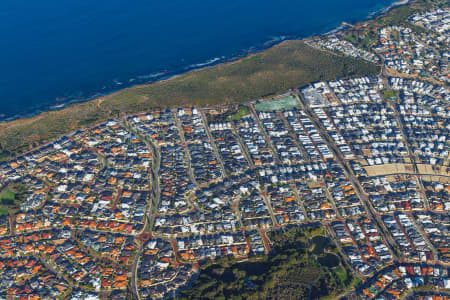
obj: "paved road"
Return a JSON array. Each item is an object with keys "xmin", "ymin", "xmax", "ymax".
[
  {"xmin": 123, "ymin": 119, "xmax": 161, "ymax": 233},
  {"xmin": 407, "ymin": 211, "xmax": 439, "ymax": 261},
  {"xmin": 297, "ymin": 92, "xmax": 400, "ymax": 260},
  {"xmin": 123, "ymin": 119, "xmax": 161, "ymax": 300},
  {"xmin": 249, "ymin": 104, "xmax": 282, "ymax": 165},
  {"xmin": 131, "ymin": 242, "xmax": 144, "ymax": 300},
  {"xmin": 200, "ymin": 110, "xmax": 227, "ymax": 178},
  {"xmin": 291, "ymin": 184, "xmax": 309, "ymax": 221},
  {"xmin": 39, "ymin": 256, "xmax": 78, "ymax": 289},
  {"xmin": 260, "ymin": 187, "xmax": 279, "ymax": 227},
  {"xmin": 280, "ymin": 111, "xmax": 311, "ymax": 163},
  {"xmin": 325, "ymin": 224, "xmax": 366, "ymax": 280},
  {"xmin": 232, "ymin": 125, "xmax": 255, "ymax": 169},
  {"xmin": 174, "ymin": 112, "xmax": 199, "ymax": 187},
  {"xmin": 382, "ymin": 78, "xmax": 433, "ymax": 211}
]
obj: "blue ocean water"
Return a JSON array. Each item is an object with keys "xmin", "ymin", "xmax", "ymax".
[{"xmin": 0, "ymin": 0, "xmax": 397, "ymax": 120}]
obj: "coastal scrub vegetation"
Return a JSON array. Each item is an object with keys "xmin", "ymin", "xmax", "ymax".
[
  {"xmin": 0, "ymin": 41, "xmax": 379, "ymax": 159},
  {"xmin": 177, "ymin": 226, "xmax": 356, "ymax": 299}
]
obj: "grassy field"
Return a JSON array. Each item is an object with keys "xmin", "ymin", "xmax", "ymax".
[
  {"xmin": 227, "ymin": 106, "xmax": 249, "ymax": 121},
  {"xmin": 0, "ymin": 40, "xmax": 379, "ymax": 158},
  {"xmin": 0, "ymin": 188, "xmax": 17, "ymax": 215},
  {"xmin": 383, "ymin": 89, "xmax": 397, "ymax": 100},
  {"xmin": 0, "ymin": 189, "xmax": 15, "ymax": 202}
]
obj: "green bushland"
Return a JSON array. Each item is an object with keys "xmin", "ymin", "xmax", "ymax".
[
  {"xmin": 0, "ymin": 151, "xmax": 10, "ymax": 162},
  {"xmin": 178, "ymin": 226, "xmax": 354, "ymax": 299},
  {"xmin": 311, "ymin": 235, "xmax": 331, "ymax": 255},
  {"xmin": 0, "ymin": 41, "xmax": 379, "ymax": 159},
  {"xmin": 318, "ymin": 253, "xmax": 340, "ymax": 268}
]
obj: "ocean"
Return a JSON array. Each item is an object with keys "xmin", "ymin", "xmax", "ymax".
[{"xmin": 0, "ymin": 0, "xmax": 398, "ymax": 121}]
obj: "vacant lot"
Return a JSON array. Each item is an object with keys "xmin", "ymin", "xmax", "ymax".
[{"xmin": 364, "ymin": 163, "xmax": 415, "ymax": 176}]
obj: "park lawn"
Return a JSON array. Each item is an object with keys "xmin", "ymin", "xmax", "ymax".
[
  {"xmin": 0, "ymin": 187, "xmax": 18, "ymax": 215},
  {"xmin": 227, "ymin": 106, "xmax": 249, "ymax": 121},
  {"xmin": 383, "ymin": 89, "xmax": 397, "ymax": 100},
  {"xmin": 0, "ymin": 188, "xmax": 15, "ymax": 203},
  {"xmin": 0, "ymin": 184, "xmax": 26, "ymax": 215}
]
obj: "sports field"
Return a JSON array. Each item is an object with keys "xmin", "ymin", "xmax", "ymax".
[{"xmin": 254, "ymin": 95, "xmax": 299, "ymax": 111}]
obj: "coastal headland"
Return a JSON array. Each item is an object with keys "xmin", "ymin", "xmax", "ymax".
[{"xmin": 0, "ymin": 0, "xmax": 435, "ymax": 159}]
